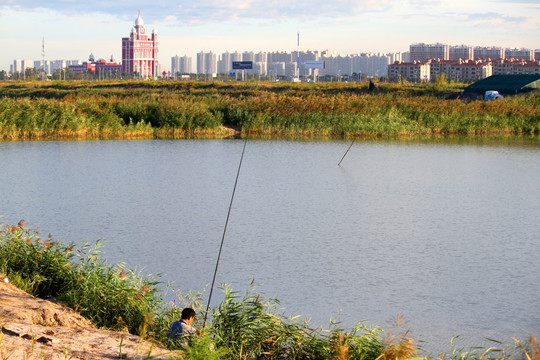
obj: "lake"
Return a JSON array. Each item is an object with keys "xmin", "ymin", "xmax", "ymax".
[{"xmin": 1, "ymin": 137, "xmax": 539, "ymax": 355}]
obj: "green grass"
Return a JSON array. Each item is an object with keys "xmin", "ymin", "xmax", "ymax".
[{"xmin": 1, "ymin": 222, "xmax": 538, "ymax": 360}]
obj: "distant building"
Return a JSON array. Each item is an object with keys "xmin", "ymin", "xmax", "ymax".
[
  {"xmin": 388, "ymin": 52, "xmax": 406, "ymax": 64},
  {"xmin": 218, "ymin": 51, "xmax": 240, "ymax": 74},
  {"xmin": 321, "ymin": 55, "xmax": 352, "ymax": 77},
  {"xmin": 410, "ymin": 43, "xmax": 449, "ymax": 62},
  {"xmin": 390, "ymin": 57, "xmax": 540, "ymax": 82},
  {"xmin": 10, "ymin": 59, "xmax": 32, "ymax": 74},
  {"xmin": 428, "ymin": 60, "xmax": 456, "ymax": 80},
  {"xmin": 449, "ymin": 45, "xmax": 473, "ymax": 61},
  {"xmin": 388, "ymin": 61, "xmax": 430, "ymax": 82},
  {"xmin": 504, "ymin": 48, "xmax": 534, "ymax": 61},
  {"xmin": 197, "ymin": 51, "xmax": 217, "ymax": 75},
  {"xmin": 69, "ymin": 54, "xmax": 122, "ymax": 74},
  {"xmin": 449, "ymin": 59, "xmax": 492, "ymax": 81},
  {"xmin": 122, "ymin": 12, "xmax": 159, "ymax": 78},
  {"xmin": 171, "ymin": 55, "xmax": 192, "ymax": 75},
  {"xmin": 389, "ymin": 58, "xmax": 492, "ymax": 82},
  {"xmin": 473, "ymin": 46, "xmax": 504, "ymax": 60},
  {"xmin": 492, "ymin": 59, "xmax": 540, "ymax": 75},
  {"xmin": 351, "ymin": 53, "xmax": 390, "ymax": 77}
]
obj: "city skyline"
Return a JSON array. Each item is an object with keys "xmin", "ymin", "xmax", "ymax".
[{"xmin": 1, "ymin": 0, "xmax": 539, "ymax": 73}]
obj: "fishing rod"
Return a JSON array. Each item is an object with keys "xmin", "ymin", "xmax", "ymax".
[
  {"xmin": 203, "ymin": 137, "xmax": 248, "ymax": 328},
  {"xmin": 338, "ymin": 139, "xmax": 355, "ymax": 166}
]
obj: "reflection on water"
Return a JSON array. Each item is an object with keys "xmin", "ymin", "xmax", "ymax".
[{"xmin": 1, "ymin": 137, "xmax": 539, "ymax": 354}]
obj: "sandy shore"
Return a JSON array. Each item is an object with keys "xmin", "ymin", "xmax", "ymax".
[{"xmin": 0, "ymin": 277, "xmax": 177, "ymax": 359}]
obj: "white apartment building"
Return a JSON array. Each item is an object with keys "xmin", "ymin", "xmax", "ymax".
[
  {"xmin": 171, "ymin": 55, "xmax": 192, "ymax": 75},
  {"xmin": 505, "ymin": 48, "xmax": 534, "ymax": 61},
  {"xmin": 352, "ymin": 53, "xmax": 390, "ymax": 77},
  {"xmin": 449, "ymin": 45, "xmax": 473, "ymax": 60},
  {"xmin": 410, "ymin": 43, "xmax": 449, "ymax": 62},
  {"xmin": 197, "ymin": 51, "xmax": 217, "ymax": 74},
  {"xmin": 473, "ymin": 46, "xmax": 504, "ymax": 60},
  {"xmin": 218, "ymin": 51, "xmax": 242, "ymax": 74},
  {"xmin": 10, "ymin": 59, "xmax": 32, "ymax": 73}
]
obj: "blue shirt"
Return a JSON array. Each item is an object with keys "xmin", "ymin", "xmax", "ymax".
[{"xmin": 167, "ymin": 319, "xmax": 195, "ymax": 344}]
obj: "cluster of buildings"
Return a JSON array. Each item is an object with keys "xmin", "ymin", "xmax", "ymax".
[
  {"xmin": 7, "ymin": 15, "xmax": 540, "ymax": 82},
  {"xmin": 388, "ymin": 43, "xmax": 540, "ymax": 82},
  {"xmin": 171, "ymin": 50, "xmax": 396, "ymax": 79},
  {"xmin": 11, "ymin": 59, "xmax": 80, "ymax": 76},
  {"xmin": 9, "ymin": 12, "xmax": 159, "ymax": 79}
]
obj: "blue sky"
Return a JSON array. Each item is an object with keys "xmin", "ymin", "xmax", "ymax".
[{"xmin": 0, "ymin": 0, "xmax": 539, "ymax": 72}]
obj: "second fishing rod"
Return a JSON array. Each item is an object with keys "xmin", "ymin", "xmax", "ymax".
[{"xmin": 203, "ymin": 137, "xmax": 248, "ymax": 328}]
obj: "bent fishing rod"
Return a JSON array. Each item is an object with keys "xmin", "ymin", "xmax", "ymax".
[{"xmin": 203, "ymin": 137, "xmax": 248, "ymax": 328}]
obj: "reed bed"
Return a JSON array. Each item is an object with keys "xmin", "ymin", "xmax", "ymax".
[
  {"xmin": 0, "ymin": 81, "xmax": 538, "ymax": 140},
  {"xmin": 1, "ymin": 222, "xmax": 538, "ymax": 360}
]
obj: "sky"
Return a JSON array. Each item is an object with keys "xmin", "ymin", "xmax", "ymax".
[{"xmin": 0, "ymin": 0, "xmax": 539, "ymax": 72}]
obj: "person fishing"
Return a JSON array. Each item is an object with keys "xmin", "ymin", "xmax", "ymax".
[{"xmin": 167, "ymin": 307, "xmax": 196, "ymax": 346}]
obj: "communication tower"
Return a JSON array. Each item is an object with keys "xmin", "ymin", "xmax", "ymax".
[{"xmin": 41, "ymin": 37, "xmax": 45, "ymax": 80}]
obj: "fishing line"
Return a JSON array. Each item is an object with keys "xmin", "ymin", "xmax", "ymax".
[
  {"xmin": 203, "ymin": 137, "xmax": 248, "ymax": 328},
  {"xmin": 338, "ymin": 139, "xmax": 355, "ymax": 166}
]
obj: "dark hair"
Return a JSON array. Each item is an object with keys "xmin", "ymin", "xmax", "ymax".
[{"xmin": 181, "ymin": 307, "xmax": 196, "ymax": 320}]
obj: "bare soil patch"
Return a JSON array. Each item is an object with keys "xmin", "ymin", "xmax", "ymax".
[{"xmin": 0, "ymin": 279, "xmax": 176, "ymax": 359}]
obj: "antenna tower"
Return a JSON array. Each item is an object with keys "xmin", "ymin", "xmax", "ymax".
[
  {"xmin": 296, "ymin": 32, "xmax": 300, "ymax": 79},
  {"xmin": 41, "ymin": 37, "xmax": 45, "ymax": 80}
]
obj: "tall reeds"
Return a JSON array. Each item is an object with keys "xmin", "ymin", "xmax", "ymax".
[
  {"xmin": 1, "ymin": 81, "xmax": 538, "ymax": 140},
  {"xmin": 0, "ymin": 223, "xmax": 160, "ymax": 334}
]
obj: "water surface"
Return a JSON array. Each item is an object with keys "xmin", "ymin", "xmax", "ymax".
[{"xmin": 1, "ymin": 138, "xmax": 539, "ymax": 354}]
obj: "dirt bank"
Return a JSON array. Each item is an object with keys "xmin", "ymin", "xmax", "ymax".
[{"xmin": 0, "ymin": 277, "xmax": 176, "ymax": 359}]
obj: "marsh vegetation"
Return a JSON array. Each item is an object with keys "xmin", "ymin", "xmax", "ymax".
[{"xmin": 1, "ymin": 80, "xmax": 538, "ymax": 140}]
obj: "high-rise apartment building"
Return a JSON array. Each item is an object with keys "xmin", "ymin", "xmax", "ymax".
[
  {"xmin": 410, "ymin": 43, "xmax": 449, "ymax": 62},
  {"xmin": 321, "ymin": 55, "xmax": 352, "ymax": 77},
  {"xmin": 197, "ymin": 51, "xmax": 217, "ymax": 74},
  {"xmin": 122, "ymin": 12, "xmax": 159, "ymax": 78},
  {"xmin": 352, "ymin": 53, "xmax": 390, "ymax": 77},
  {"xmin": 11, "ymin": 59, "xmax": 32, "ymax": 73},
  {"xmin": 449, "ymin": 45, "xmax": 473, "ymax": 60},
  {"xmin": 267, "ymin": 52, "xmax": 293, "ymax": 63},
  {"xmin": 505, "ymin": 48, "xmax": 534, "ymax": 60},
  {"xmin": 473, "ymin": 46, "xmax": 504, "ymax": 60},
  {"xmin": 171, "ymin": 55, "xmax": 192, "ymax": 75}
]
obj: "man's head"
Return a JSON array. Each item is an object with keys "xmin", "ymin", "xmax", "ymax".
[{"xmin": 181, "ymin": 308, "xmax": 196, "ymax": 324}]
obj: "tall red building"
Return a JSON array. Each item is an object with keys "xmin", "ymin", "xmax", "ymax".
[{"xmin": 122, "ymin": 12, "xmax": 159, "ymax": 78}]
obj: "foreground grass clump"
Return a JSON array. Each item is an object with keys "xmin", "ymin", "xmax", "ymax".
[
  {"xmin": 0, "ymin": 80, "xmax": 538, "ymax": 140},
  {"xmin": 0, "ymin": 222, "xmax": 160, "ymax": 334},
  {"xmin": 1, "ymin": 222, "xmax": 538, "ymax": 360}
]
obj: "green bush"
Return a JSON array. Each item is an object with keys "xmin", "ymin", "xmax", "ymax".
[{"xmin": 0, "ymin": 223, "xmax": 161, "ymax": 334}]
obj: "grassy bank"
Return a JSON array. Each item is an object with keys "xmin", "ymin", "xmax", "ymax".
[
  {"xmin": 0, "ymin": 81, "xmax": 538, "ymax": 140},
  {"xmin": 1, "ymin": 222, "xmax": 538, "ymax": 360}
]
